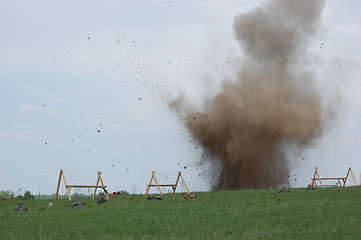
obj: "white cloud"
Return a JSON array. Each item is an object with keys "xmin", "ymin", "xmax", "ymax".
[{"xmin": 17, "ymin": 104, "xmax": 44, "ymax": 116}]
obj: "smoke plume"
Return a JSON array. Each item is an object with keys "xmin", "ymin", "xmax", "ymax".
[{"xmin": 172, "ymin": 0, "xmax": 329, "ymax": 189}]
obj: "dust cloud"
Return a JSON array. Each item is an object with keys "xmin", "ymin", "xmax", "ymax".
[{"xmin": 171, "ymin": 0, "xmax": 332, "ymax": 190}]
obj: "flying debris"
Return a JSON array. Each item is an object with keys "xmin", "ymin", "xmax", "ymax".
[{"xmin": 171, "ymin": 0, "xmax": 329, "ymax": 190}]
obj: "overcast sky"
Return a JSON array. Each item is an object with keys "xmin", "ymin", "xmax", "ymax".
[{"xmin": 1, "ymin": 0, "xmax": 361, "ymax": 195}]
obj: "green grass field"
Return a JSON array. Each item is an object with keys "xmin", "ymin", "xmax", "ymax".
[{"xmin": 1, "ymin": 187, "xmax": 360, "ymax": 240}]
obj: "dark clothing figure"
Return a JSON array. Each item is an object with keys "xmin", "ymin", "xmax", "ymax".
[
  {"xmin": 69, "ymin": 200, "xmax": 86, "ymax": 207},
  {"xmin": 147, "ymin": 196, "xmax": 162, "ymax": 200},
  {"xmin": 97, "ymin": 196, "xmax": 108, "ymax": 204},
  {"xmin": 182, "ymin": 193, "xmax": 197, "ymax": 199},
  {"xmin": 279, "ymin": 186, "xmax": 289, "ymax": 193},
  {"xmin": 15, "ymin": 202, "xmax": 28, "ymax": 212}
]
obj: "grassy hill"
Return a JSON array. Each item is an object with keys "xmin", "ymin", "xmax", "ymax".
[{"xmin": 1, "ymin": 187, "xmax": 360, "ymax": 239}]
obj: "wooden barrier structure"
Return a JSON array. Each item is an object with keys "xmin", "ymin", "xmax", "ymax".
[
  {"xmin": 145, "ymin": 171, "xmax": 190, "ymax": 196},
  {"xmin": 55, "ymin": 170, "xmax": 109, "ymax": 200},
  {"xmin": 310, "ymin": 167, "xmax": 357, "ymax": 187}
]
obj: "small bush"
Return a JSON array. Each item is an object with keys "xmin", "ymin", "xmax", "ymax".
[
  {"xmin": 0, "ymin": 190, "xmax": 15, "ymax": 200},
  {"xmin": 23, "ymin": 190, "xmax": 35, "ymax": 200}
]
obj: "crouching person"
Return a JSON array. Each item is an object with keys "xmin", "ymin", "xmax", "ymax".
[
  {"xmin": 97, "ymin": 195, "xmax": 108, "ymax": 204},
  {"xmin": 279, "ymin": 185, "xmax": 289, "ymax": 193},
  {"xmin": 69, "ymin": 200, "xmax": 86, "ymax": 207},
  {"xmin": 182, "ymin": 193, "xmax": 197, "ymax": 199},
  {"xmin": 15, "ymin": 202, "xmax": 28, "ymax": 212}
]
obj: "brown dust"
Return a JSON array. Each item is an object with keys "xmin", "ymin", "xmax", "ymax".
[{"xmin": 172, "ymin": 0, "xmax": 330, "ymax": 190}]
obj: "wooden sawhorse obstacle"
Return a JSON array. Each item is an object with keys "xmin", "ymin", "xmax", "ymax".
[
  {"xmin": 55, "ymin": 170, "xmax": 109, "ymax": 200},
  {"xmin": 310, "ymin": 167, "xmax": 357, "ymax": 187},
  {"xmin": 145, "ymin": 171, "xmax": 190, "ymax": 196}
]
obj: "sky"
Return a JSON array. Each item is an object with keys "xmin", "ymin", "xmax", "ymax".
[{"xmin": 1, "ymin": 0, "xmax": 361, "ymax": 195}]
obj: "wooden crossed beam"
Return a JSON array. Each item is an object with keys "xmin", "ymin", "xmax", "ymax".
[
  {"xmin": 55, "ymin": 170, "xmax": 109, "ymax": 200},
  {"xmin": 310, "ymin": 167, "xmax": 357, "ymax": 187},
  {"xmin": 145, "ymin": 171, "xmax": 190, "ymax": 196}
]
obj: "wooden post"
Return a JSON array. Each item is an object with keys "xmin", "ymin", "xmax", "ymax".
[
  {"xmin": 344, "ymin": 167, "xmax": 350, "ymax": 186},
  {"xmin": 145, "ymin": 172, "xmax": 155, "ymax": 196},
  {"xmin": 337, "ymin": 179, "xmax": 342, "ymax": 186},
  {"xmin": 55, "ymin": 170, "xmax": 63, "ymax": 200},
  {"xmin": 311, "ymin": 167, "xmax": 323, "ymax": 187},
  {"xmin": 172, "ymin": 172, "xmax": 181, "ymax": 195},
  {"xmin": 179, "ymin": 172, "xmax": 191, "ymax": 195},
  {"xmin": 62, "ymin": 173, "xmax": 71, "ymax": 200},
  {"xmin": 145, "ymin": 171, "xmax": 191, "ymax": 196},
  {"xmin": 145, "ymin": 171, "xmax": 164, "ymax": 196},
  {"xmin": 311, "ymin": 167, "xmax": 317, "ymax": 187},
  {"xmin": 54, "ymin": 169, "xmax": 71, "ymax": 200},
  {"xmin": 350, "ymin": 168, "xmax": 357, "ymax": 185},
  {"xmin": 55, "ymin": 170, "xmax": 109, "ymax": 201},
  {"xmin": 310, "ymin": 167, "xmax": 357, "ymax": 188},
  {"xmin": 317, "ymin": 167, "xmax": 323, "ymax": 187},
  {"xmin": 98, "ymin": 172, "xmax": 109, "ymax": 200},
  {"xmin": 344, "ymin": 167, "xmax": 357, "ymax": 186},
  {"xmin": 152, "ymin": 172, "xmax": 163, "ymax": 196},
  {"xmin": 92, "ymin": 172, "xmax": 101, "ymax": 200}
]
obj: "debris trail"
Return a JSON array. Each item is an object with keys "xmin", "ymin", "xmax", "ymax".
[{"xmin": 172, "ymin": 0, "xmax": 329, "ymax": 190}]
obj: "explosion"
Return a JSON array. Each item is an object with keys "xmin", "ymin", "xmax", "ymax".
[{"xmin": 172, "ymin": 0, "xmax": 330, "ymax": 190}]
